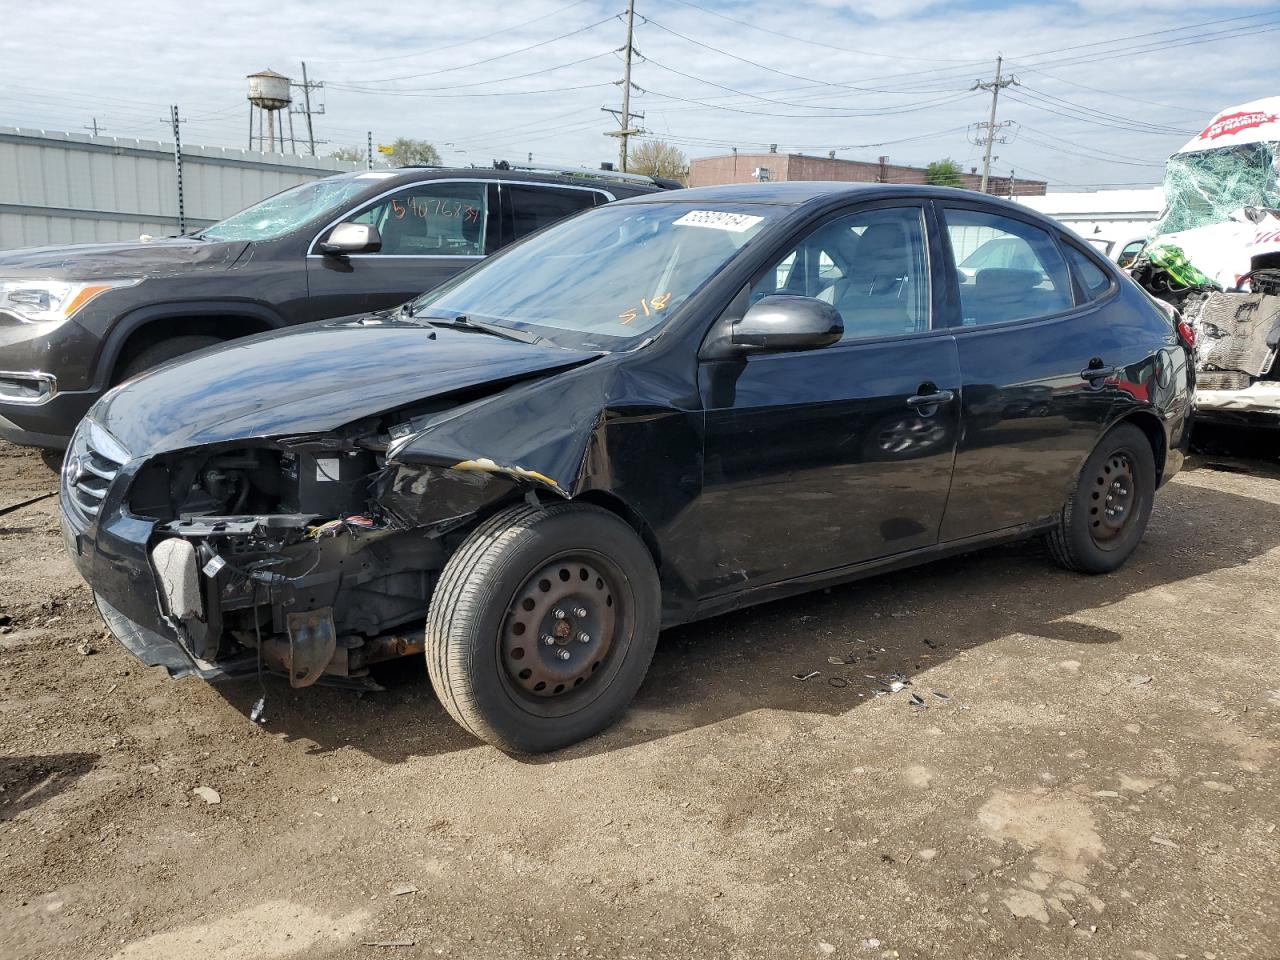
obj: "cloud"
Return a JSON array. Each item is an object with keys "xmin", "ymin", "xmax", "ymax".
[{"xmin": 0, "ymin": 0, "xmax": 1274, "ymax": 189}]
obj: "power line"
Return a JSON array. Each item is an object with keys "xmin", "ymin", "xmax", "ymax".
[
  {"xmin": 310, "ymin": 0, "xmax": 596, "ymax": 66},
  {"xmin": 1014, "ymin": 84, "xmax": 1194, "ymax": 136},
  {"xmin": 331, "ymin": 15, "xmax": 618, "ymax": 84},
  {"xmin": 634, "ymin": 83, "xmax": 978, "ymax": 119},
  {"xmin": 333, "ymin": 50, "xmax": 617, "ymax": 94},
  {"xmin": 662, "ymin": 0, "xmax": 985, "ymax": 64}
]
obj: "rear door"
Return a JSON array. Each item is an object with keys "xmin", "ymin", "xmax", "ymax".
[
  {"xmin": 693, "ymin": 201, "xmax": 962, "ymax": 596},
  {"xmin": 937, "ymin": 203, "xmax": 1125, "ymax": 541},
  {"xmin": 305, "ymin": 179, "xmax": 498, "ymax": 319}
]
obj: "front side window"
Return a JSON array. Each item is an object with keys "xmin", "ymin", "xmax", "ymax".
[
  {"xmin": 1117, "ymin": 240, "xmax": 1145, "ymax": 268},
  {"xmin": 199, "ymin": 176, "xmax": 372, "ymax": 242},
  {"xmin": 412, "ymin": 202, "xmax": 774, "ymax": 350},
  {"xmin": 751, "ymin": 206, "xmax": 931, "ymax": 340},
  {"xmin": 505, "ymin": 185, "xmax": 601, "ymax": 241},
  {"xmin": 943, "ymin": 208, "xmax": 1073, "ymax": 326},
  {"xmin": 353, "ymin": 181, "xmax": 489, "ymax": 256}
]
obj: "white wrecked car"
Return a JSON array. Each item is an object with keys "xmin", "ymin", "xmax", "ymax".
[{"xmin": 1129, "ymin": 97, "xmax": 1280, "ymax": 427}]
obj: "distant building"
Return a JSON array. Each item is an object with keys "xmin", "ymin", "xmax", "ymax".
[
  {"xmin": 1013, "ymin": 187, "xmax": 1164, "ymax": 242},
  {"xmin": 687, "ymin": 151, "xmax": 1047, "ymax": 196}
]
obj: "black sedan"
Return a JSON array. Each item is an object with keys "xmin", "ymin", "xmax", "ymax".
[{"xmin": 60, "ymin": 183, "xmax": 1194, "ymax": 752}]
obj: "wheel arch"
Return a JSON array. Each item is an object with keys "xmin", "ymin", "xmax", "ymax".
[
  {"xmin": 561, "ymin": 489, "xmax": 665, "ymax": 575},
  {"xmin": 98, "ymin": 301, "xmax": 287, "ymax": 387},
  {"xmin": 1113, "ymin": 409, "xmax": 1168, "ymax": 486}
]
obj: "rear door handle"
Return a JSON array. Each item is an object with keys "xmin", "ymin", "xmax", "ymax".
[
  {"xmin": 906, "ymin": 389, "xmax": 955, "ymax": 408},
  {"xmin": 1080, "ymin": 365, "xmax": 1117, "ymax": 382}
]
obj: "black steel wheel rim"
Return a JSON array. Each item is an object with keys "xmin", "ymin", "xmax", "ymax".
[
  {"xmin": 1088, "ymin": 449, "xmax": 1137, "ymax": 548},
  {"xmin": 500, "ymin": 552, "xmax": 625, "ymax": 703}
]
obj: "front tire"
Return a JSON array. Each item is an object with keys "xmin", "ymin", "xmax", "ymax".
[
  {"xmin": 1046, "ymin": 423, "xmax": 1155, "ymax": 574},
  {"xmin": 426, "ymin": 502, "xmax": 661, "ymax": 753},
  {"xmin": 117, "ymin": 335, "xmax": 222, "ymax": 382}
]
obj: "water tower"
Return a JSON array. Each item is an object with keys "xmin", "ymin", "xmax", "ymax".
[{"xmin": 247, "ymin": 69, "xmax": 294, "ymax": 153}]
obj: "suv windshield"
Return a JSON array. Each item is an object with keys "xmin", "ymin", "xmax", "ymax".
[
  {"xmin": 410, "ymin": 202, "xmax": 774, "ymax": 349},
  {"xmin": 199, "ymin": 176, "xmax": 371, "ymax": 242}
]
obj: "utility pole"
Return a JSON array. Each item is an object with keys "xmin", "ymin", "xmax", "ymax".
[
  {"xmin": 603, "ymin": 0, "xmax": 643, "ymax": 172},
  {"xmin": 295, "ymin": 62, "xmax": 323, "ymax": 157},
  {"xmin": 972, "ymin": 56, "xmax": 1017, "ymax": 194},
  {"xmin": 84, "ymin": 118, "xmax": 104, "ymax": 137},
  {"xmin": 170, "ymin": 105, "xmax": 185, "ymax": 235},
  {"xmin": 366, "ymin": 130, "xmax": 373, "ymax": 170}
]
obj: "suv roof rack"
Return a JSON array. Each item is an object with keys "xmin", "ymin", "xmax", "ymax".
[{"xmin": 491, "ymin": 160, "xmax": 668, "ymax": 188}]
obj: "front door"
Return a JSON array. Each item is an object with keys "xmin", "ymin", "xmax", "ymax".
[
  {"xmin": 693, "ymin": 202, "xmax": 961, "ymax": 597},
  {"xmin": 305, "ymin": 180, "xmax": 497, "ymax": 320}
]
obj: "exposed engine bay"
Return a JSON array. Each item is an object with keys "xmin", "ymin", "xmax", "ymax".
[{"xmin": 132, "ymin": 406, "xmax": 546, "ymax": 689}]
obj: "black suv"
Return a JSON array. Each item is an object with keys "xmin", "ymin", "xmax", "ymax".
[{"xmin": 0, "ymin": 165, "xmax": 666, "ymax": 449}]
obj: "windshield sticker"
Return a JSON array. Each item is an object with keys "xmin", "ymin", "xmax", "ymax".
[
  {"xmin": 355, "ymin": 171, "xmax": 397, "ymax": 179},
  {"xmin": 619, "ymin": 292, "xmax": 673, "ymax": 325},
  {"xmin": 673, "ymin": 210, "xmax": 764, "ymax": 233}
]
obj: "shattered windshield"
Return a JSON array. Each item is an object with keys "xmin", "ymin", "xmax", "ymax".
[
  {"xmin": 1151, "ymin": 142, "xmax": 1280, "ymax": 236},
  {"xmin": 198, "ymin": 176, "xmax": 371, "ymax": 242},
  {"xmin": 410, "ymin": 202, "xmax": 775, "ymax": 349}
]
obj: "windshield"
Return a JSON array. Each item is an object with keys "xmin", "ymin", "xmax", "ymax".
[
  {"xmin": 199, "ymin": 176, "xmax": 371, "ymax": 242},
  {"xmin": 410, "ymin": 202, "xmax": 775, "ymax": 349}
]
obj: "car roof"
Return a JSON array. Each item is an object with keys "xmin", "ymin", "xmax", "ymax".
[
  {"xmin": 618, "ymin": 181, "xmax": 1043, "ymax": 212},
  {"xmin": 325, "ymin": 165, "xmax": 664, "ymax": 197}
]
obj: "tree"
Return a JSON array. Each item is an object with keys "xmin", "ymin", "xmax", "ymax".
[
  {"xmin": 329, "ymin": 146, "xmax": 365, "ymax": 163},
  {"xmin": 387, "ymin": 138, "xmax": 442, "ymax": 167},
  {"xmin": 926, "ymin": 158, "xmax": 964, "ymax": 188},
  {"xmin": 628, "ymin": 140, "xmax": 689, "ymax": 183}
]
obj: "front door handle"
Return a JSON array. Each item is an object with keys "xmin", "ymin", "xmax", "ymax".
[{"xmin": 906, "ymin": 389, "xmax": 955, "ymax": 409}]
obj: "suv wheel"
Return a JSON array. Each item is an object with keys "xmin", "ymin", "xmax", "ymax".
[
  {"xmin": 1046, "ymin": 423, "xmax": 1155, "ymax": 574},
  {"xmin": 426, "ymin": 502, "xmax": 661, "ymax": 753},
  {"xmin": 118, "ymin": 335, "xmax": 222, "ymax": 382}
]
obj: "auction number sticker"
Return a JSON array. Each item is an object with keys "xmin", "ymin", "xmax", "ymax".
[{"xmin": 673, "ymin": 210, "xmax": 764, "ymax": 232}]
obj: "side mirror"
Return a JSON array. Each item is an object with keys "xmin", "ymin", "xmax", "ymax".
[
  {"xmin": 730, "ymin": 295, "xmax": 843, "ymax": 353},
  {"xmin": 319, "ymin": 222, "xmax": 382, "ymax": 256}
]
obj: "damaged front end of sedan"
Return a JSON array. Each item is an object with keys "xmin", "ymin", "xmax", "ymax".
[{"xmin": 64, "ymin": 367, "xmax": 600, "ymax": 691}]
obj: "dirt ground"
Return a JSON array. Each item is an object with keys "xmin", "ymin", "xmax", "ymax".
[{"xmin": 1, "ymin": 434, "xmax": 1277, "ymax": 960}]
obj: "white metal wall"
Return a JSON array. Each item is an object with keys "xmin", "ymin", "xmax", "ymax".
[{"xmin": 0, "ymin": 127, "xmax": 359, "ymax": 250}]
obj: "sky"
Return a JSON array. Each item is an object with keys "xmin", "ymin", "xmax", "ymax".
[{"xmin": 2, "ymin": 0, "xmax": 1278, "ymax": 191}]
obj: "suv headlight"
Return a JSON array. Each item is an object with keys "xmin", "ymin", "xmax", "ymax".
[{"xmin": 0, "ymin": 278, "xmax": 141, "ymax": 325}]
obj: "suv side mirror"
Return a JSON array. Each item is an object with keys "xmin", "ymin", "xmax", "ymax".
[
  {"xmin": 730, "ymin": 295, "xmax": 843, "ymax": 353},
  {"xmin": 319, "ymin": 222, "xmax": 382, "ymax": 256}
]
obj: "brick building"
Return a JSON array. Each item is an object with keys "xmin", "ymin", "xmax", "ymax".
[{"xmin": 687, "ymin": 151, "xmax": 1046, "ymax": 196}]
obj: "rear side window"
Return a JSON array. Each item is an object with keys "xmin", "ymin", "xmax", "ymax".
[
  {"xmin": 505, "ymin": 185, "xmax": 600, "ymax": 241},
  {"xmin": 943, "ymin": 208, "xmax": 1073, "ymax": 326},
  {"xmin": 1064, "ymin": 244, "xmax": 1113, "ymax": 301}
]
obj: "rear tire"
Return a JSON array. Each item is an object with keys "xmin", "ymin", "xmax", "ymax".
[
  {"xmin": 117, "ymin": 335, "xmax": 222, "ymax": 382},
  {"xmin": 1046, "ymin": 422, "xmax": 1155, "ymax": 574},
  {"xmin": 426, "ymin": 502, "xmax": 661, "ymax": 753}
]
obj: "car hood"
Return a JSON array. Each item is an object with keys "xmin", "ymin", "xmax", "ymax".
[
  {"xmin": 0, "ymin": 237, "xmax": 249, "ymax": 279},
  {"xmin": 91, "ymin": 318, "xmax": 601, "ymax": 457}
]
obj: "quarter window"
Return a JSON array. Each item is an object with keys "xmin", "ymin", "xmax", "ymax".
[
  {"xmin": 1064, "ymin": 244, "xmax": 1112, "ymax": 300},
  {"xmin": 353, "ymin": 182, "xmax": 488, "ymax": 256},
  {"xmin": 506, "ymin": 185, "xmax": 601, "ymax": 240},
  {"xmin": 751, "ymin": 206, "xmax": 931, "ymax": 341},
  {"xmin": 943, "ymin": 209, "xmax": 1073, "ymax": 326}
]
